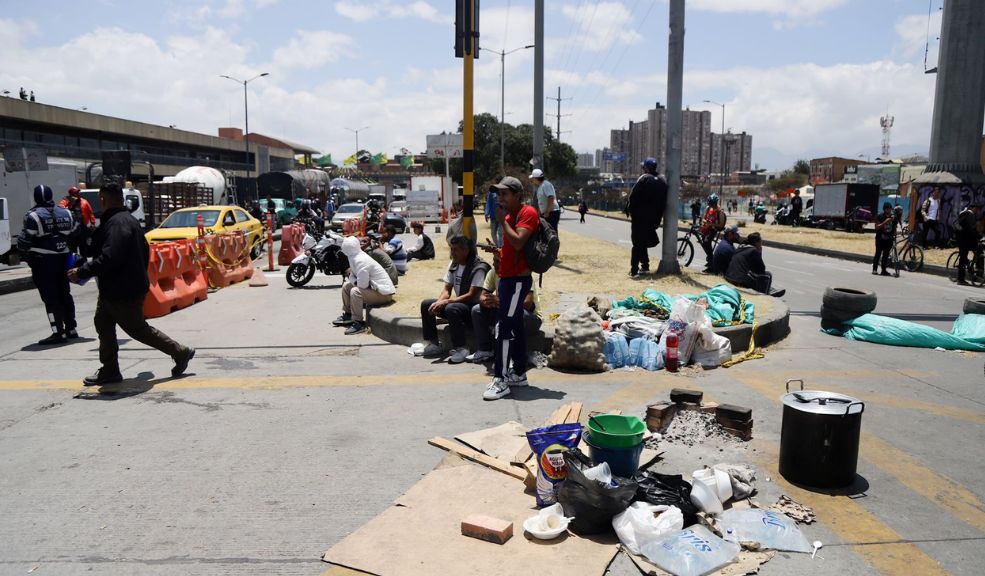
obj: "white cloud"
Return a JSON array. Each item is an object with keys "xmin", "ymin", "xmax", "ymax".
[
  {"xmin": 689, "ymin": 0, "xmax": 849, "ymax": 28},
  {"xmin": 895, "ymin": 10, "xmax": 942, "ymax": 60},
  {"xmin": 560, "ymin": 2, "xmax": 641, "ymax": 52},
  {"xmin": 333, "ymin": 1, "xmax": 449, "ymax": 24},
  {"xmin": 271, "ymin": 30, "xmax": 353, "ymax": 69}
]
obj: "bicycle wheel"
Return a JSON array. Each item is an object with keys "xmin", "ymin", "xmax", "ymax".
[
  {"xmin": 677, "ymin": 237, "xmax": 694, "ymax": 267},
  {"xmin": 901, "ymin": 244, "xmax": 923, "ymax": 272},
  {"xmin": 946, "ymin": 251, "xmax": 960, "ymax": 282},
  {"xmin": 972, "ymin": 258, "xmax": 985, "ymax": 287}
]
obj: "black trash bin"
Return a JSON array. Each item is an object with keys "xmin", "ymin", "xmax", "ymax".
[{"xmin": 779, "ymin": 379, "xmax": 865, "ymax": 488}]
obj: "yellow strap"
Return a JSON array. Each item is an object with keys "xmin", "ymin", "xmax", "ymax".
[{"xmin": 721, "ymin": 319, "xmax": 765, "ymax": 368}]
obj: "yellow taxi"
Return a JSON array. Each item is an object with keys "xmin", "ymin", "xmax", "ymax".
[{"xmin": 145, "ymin": 205, "xmax": 265, "ymax": 258}]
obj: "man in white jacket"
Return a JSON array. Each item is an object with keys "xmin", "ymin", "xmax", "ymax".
[{"xmin": 333, "ymin": 236, "xmax": 396, "ymax": 335}]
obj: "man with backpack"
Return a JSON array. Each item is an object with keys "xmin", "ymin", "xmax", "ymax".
[
  {"xmin": 59, "ymin": 186, "xmax": 95, "ymax": 259},
  {"xmin": 699, "ymin": 194, "xmax": 727, "ymax": 272}
]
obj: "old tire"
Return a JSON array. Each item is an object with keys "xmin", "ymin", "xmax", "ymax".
[
  {"xmin": 820, "ymin": 304, "xmax": 863, "ymax": 323},
  {"xmin": 963, "ymin": 298, "xmax": 985, "ymax": 315},
  {"xmin": 822, "ymin": 287, "xmax": 877, "ymax": 314},
  {"xmin": 820, "ymin": 317, "xmax": 846, "ymax": 331}
]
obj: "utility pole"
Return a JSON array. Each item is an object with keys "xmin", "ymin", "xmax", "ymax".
[
  {"xmin": 455, "ymin": 0, "xmax": 479, "ymax": 240},
  {"xmin": 546, "ymin": 86, "xmax": 572, "ymax": 144},
  {"xmin": 532, "ymin": 0, "xmax": 545, "ymax": 171},
  {"xmin": 659, "ymin": 0, "xmax": 684, "ymax": 275}
]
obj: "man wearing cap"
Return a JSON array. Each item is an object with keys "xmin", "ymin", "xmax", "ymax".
[
  {"xmin": 59, "ymin": 186, "xmax": 96, "ymax": 258},
  {"xmin": 626, "ymin": 157, "xmax": 667, "ymax": 277},
  {"xmin": 18, "ymin": 184, "xmax": 78, "ymax": 345},
  {"xmin": 529, "ymin": 168, "xmax": 560, "ymax": 231},
  {"xmin": 711, "ymin": 224, "xmax": 741, "ymax": 275},
  {"xmin": 725, "ymin": 232, "xmax": 785, "ymax": 297}
]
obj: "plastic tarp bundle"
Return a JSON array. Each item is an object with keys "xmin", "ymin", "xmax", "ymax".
[
  {"xmin": 827, "ymin": 313, "xmax": 985, "ymax": 352},
  {"xmin": 610, "ymin": 285, "xmax": 754, "ymax": 327}
]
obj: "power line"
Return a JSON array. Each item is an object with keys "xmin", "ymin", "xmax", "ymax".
[
  {"xmin": 558, "ymin": 0, "xmax": 593, "ymax": 81},
  {"xmin": 570, "ymin": 0, "xmax": 641, "ymax": 104},
  {"xmin": 547, "ymin": 86, "xmax": 574, "ymax": 144},
  {"xmin": 581, "ymin": 0, "xmax": 656, "ymax": 117}
]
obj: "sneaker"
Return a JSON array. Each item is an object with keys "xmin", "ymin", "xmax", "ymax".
[
  {"xmin": 506, "ymin": 370, "xmax": 528, "ymax": 387},
  {"xmin": 83, "ymin": 369, "xmax": 123, "ymax": 386},
  {"xmin": 332, "ymin": 313, "xmax": 353, "ymax": 327},
  {"xmin": 467, "ymin": 350, "xmax": 494, "ymax": 363},
  {"xmin": 770, "ymin": 289, "xmax": 786, "ymax": 298},
  {"xmin": 422, "ymin": 342, "xmax": 444, "ymax": 357},
  {"xmin": 172, "ymin": 348, "xmax": 195, "ymax": 377},
  {"xmin": 448, "ymin": 347, "xmax": 469, "ymax": 364},
  {"xmin": 482, "ymin": 377, "xmax": 512, "ymax": 401},
  {"xmin": 871, "ymin": 269, "xmax": 878, "ymax": 275},
  {"xmin": 344, "ymin": 321, "xmax": 368, "ymax": 335},
  {"xmin": 629, "ymin": 270, "xmax": 640, "ymax": 278},
  {"xmin": 65, "ymin": 329, "xmax": 79, "ymax": 339},
  {"xmin": 880, "ymin": 270, "xmax": 892, "ymax": 277},
  {"xmin": 37, "ymin": 333, "xmax": 65, "ymax": 346}
]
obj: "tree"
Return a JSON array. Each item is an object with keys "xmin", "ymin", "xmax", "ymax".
[{"xmin": 793, "ymin": 159, "xmax": 810, "ymax": 175}]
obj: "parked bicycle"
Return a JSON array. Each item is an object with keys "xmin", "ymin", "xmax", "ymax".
[
  {"xmin": 946, "ymin": 239, "xmax": 985, "ymax": 286},
  {"xmin": 890, "ymin": 223, "xmax": 924, "ymax": 276},
  {"xmin": 676, "ymin": 224, "xmax": 721, "ymax": 268}
]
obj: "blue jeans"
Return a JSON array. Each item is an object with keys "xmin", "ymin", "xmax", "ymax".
[
  {"xmin": 488, "ymin": 218, "xmax": 503, "ymax": 248},
  {"xmin": 494, "ymin": 276, "xmax": 532, "ymax": 378}
]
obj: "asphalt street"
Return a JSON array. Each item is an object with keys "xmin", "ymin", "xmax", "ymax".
[{"xmin": 0, "ymin": 216, "xmax": 982, "ymax": 575}]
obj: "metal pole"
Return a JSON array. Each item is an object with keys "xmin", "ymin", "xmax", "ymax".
[
  {"xmin": 556, "ymin": 86, "xmax": 561, "ymax": 143},
  {"xmin": 533, "ymin": 0, "xmax": 544, "ymax": 170},
  {"xmin": 461, "ymin": 0, "xmax": 476, "ymax": 240},
  {"xmin": 659, "ymin": 0, "xmax": 685, "ymax": 275},
  {"xmin": 500, "ymin": 50, "xmax": 506, "ymax": 172},
  {"xmin": 244, "ymin": 81, "xmax": 250, "ymax": 184},
  {"xmin": 719, "ymin": 103, "xmax": 725, "ymax": 196}
]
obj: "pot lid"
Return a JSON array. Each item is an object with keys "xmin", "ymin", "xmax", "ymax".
[{"xmin": 781, "ymin": 390, "xmax": 864, "ymax": 415}]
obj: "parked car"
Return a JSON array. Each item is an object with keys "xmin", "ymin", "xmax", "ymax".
[
  {"xmin": 331, "ymin": 202, "xmax": 366, "ymax": 231},
  {"xmin": 145, "ymin": 205, "xmax": 265, "ymax": 259},
  {"xmin": 388, "ymin": 200, "xmax": 408, "ymax": 217},
  {"xmin": 269, "ymin": 198, "xmax": 297, "ymax": 227}
]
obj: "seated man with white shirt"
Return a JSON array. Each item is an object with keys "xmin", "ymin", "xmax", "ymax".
[
  {"xmin": 333, "ymin": 236, "xmax": 396, "ymax": 335},
  {"xmin": 420, "ymin": 236, "xmax": 490, "ymax": 363}
]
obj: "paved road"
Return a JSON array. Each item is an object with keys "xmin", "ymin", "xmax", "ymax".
[{"xmin": 0, "ymin": 218, "xmax": 983, "ymax": 575}]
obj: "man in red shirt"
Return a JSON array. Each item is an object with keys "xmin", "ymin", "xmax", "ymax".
[
  {"xmin": 59, "ymin": 187, "xmax": 96, "ymax": 228},
  {"xmin": 481, "ymin": 176, "xmax": 539, "ymax": 401},
  {"xmin": 699, "ymin": 194, "xmax": 726, "ymax": 272}
]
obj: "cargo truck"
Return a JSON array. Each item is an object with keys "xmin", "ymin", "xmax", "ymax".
[{"xmin": 809, "ymin": 183, "xmax": 881, "ymax": 232}]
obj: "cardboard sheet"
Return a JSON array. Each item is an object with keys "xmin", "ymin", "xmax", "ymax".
[
  {"xmin": 625, "ymin": 548, "xmax": 776, "ymax": 576},
  {"xmin": 454, "ymin": 421, "xmax": 529, "ymax": 462},
  {"xmin": 323, "ymin": 463, "xmax": 619, "ymax": 576}
]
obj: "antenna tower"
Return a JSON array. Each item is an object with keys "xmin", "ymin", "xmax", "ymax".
[{"xmin": 880, "ymin": 113, "xmax": 894, "ymax": 158}]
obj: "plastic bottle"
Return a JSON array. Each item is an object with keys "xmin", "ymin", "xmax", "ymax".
[{"xmin": 666, "ymin": 332, "xmax": 679, "ymax": 372}]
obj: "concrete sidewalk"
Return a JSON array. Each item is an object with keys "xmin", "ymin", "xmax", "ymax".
[{"xmin": 0, "ymin": 264, "xmax": 33, "ymax": 295}]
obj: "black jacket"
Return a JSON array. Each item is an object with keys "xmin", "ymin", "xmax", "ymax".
[
  {"xmin": 956, "ymin": 209, "xmax": 980, "ymax": 245},
  {"xmin": 725, "ymin": 246, "xmax": 766, "ymax": 286},
  {"xmin": 627, "ymin": 173, "xmax": 667, "ymax": 246},
  {"xmin": 79, "ymin": 207, "xmax": 150, "ymax": 300}
]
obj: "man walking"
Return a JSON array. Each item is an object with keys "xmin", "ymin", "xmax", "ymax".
[
  {"xmin": 626, "ymin": 158, "xmax": 667, "ymax": 277},
  {"xmin": 530, "ymin": 169, "xmax": 560, "ymax": 231},
  {"xmin": 68, "ymin": 182, "xmax": 195, "ymax": 385},
  {"xmin": 578, "ymin": 199, "xmax": 588, "ymax": 223},
  {"xmin": 17, "ymin": 184, "xmax": 77, "ymax": 345}
]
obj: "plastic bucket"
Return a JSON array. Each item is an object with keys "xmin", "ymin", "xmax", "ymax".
[
  {"xmin": 586, "ymin": 414, "xmax": 646, "ymax": 448},
  {"xmin": 586, "ymin": 438, "xmax": 644, "ymax": 478}
]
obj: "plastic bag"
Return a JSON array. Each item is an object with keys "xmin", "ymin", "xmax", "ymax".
[
  {"xmin": 557, "ymin": 450, "xmax": 637, "ymax": 535},
  {"xmin": 633, "ymin": 471, "xmax": 700, "ymax": 528},
  {"xmin": 719, "ymin": 509, "xmax": 812, "ymax": 553},
  {"xmin": 626, "ymin": 337, "xmax": 644, "ymax": 367},
  {"xmin": 692, "ymin": 331, "xmax": 732, "ymax": 368},
  {"xmin": 612, "ymin": 502, "xmax": 684, "ymax": 555},
  {"xmin": 640, "ymin": 525, "xmax": 741, "ymax": 576},
  {"xmin": 604, "ymin": 331, "xmax": 630, "ymax": 368},
  {"xmin": 526, "ymin": 423, "xmax": 583, "ymax": 507},
  {"xmin": 638, "ymin": 339, "xmax": 665, "ymax": 371},
  {"xmin": 951, "ymin": 313, "xmax": 985, "ymax": 344},
  {"xmin": 839, "ymin": 313, "xmax": 985, "ymax": 352},
  {"xmin": 582, "ymin": 461, "xmax": 614, "ymax": 486}
]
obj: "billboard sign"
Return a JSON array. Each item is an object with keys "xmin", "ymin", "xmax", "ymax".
[{"xmin": 426, "ymin": 134, "xmax": 463, "ymax": 159}]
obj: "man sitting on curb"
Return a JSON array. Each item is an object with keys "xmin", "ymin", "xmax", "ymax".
[
  {"xmin": 467, "ymin": 251, "xmax": 542, "ymax": 364},
  {"xmin": 333, "ymin": 236, "xmax": 396, "ymax": 335},
  {"xmin": 725, "ymin": 232, "xmax": 786, "ymax": 298},
  {"xmin": 361, "ymin": 234, "xmax": 398, "ymax": 286},
  {"xmin": 381, "ymin": 225, "xmax": 408, "ymax": 275},
  {"xmin": 419, "ymin": 236, "xmax": 490, "ymax": 363},
  {"xmin": 407, "ymin": 221, "xmax": 435, "ymax": 261},
  {"xmin": 711, "ymin": 224, "xmax": 741, "ymax": 274}
]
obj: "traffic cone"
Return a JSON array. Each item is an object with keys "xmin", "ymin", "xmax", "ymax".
[{"xmin": 249, "ymin": 267, "xmax": 269, "ymax": 287}]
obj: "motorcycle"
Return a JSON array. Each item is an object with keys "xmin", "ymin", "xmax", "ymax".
[{"xmin": 286, "ymin": 229, "xmax": 349, "ymax": 287}]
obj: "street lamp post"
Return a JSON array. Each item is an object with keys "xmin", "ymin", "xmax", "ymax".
[
  {"xmin": 704, "ymin": 99, "xmax": 725, "ymax": 196},
  {"xmin": 221, "ymin": 72, "xmax": 269, "ymax": 195},
  {"xmin": 344, "ymin": 126, "xmax": 370, "ymax": 163},
  {"xmin": 481, "ymin": 45, "xmax": 535, "ymax": 172}
]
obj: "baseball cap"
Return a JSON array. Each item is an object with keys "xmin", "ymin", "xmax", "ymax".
[
  {"xmin": 641, "ymin": 157, "xmax": 658, "ymax": 170},
  {"xmin": 494, "ymin": 176, "xmax": 524, "ymax": 194},
  {"xmin": 725, "ymin": 224, "xmax": 740, "ymax": 235},
  {"xmin": 528, "ymin": 168, "xmax": 545, "ymax": 179}
]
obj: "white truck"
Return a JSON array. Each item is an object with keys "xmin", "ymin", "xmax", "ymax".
[
  {"xmin": 0, "ymin": 158, "xmax": 81, "ymax": 264},
  {"xmin": 161, "ymin": 166, "xmax": 235, "ymax": 205},
  {"xmin": 405, "ymin": 176, "xmax": 456, "ymax": 222}
]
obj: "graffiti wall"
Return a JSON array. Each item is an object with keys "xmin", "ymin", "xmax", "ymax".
[{"xmin": 913, "ymin": 181, "xmax": 985, "ymax": 245}]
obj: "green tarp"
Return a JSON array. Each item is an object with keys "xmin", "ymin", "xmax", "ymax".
[
  {"xmin": 825, "ymin": 313, "xmax": 985, "ymax": 352},
  {"xmin": 611, "ymin": 284, "xmax": 754, "ymax": 326}
]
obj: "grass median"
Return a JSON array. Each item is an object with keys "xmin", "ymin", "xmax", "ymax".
[{"xmin": 387, "ymin": 219, "xmax": 772, "ymax": 321}]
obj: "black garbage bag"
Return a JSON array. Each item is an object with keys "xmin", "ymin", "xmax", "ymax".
[
  {"xmin": 632, "ymin": 470, "xmax": 700, "ymax": 527},
  {"xmin": 557, "ymin": 450, "xmax": 638, "ymax": 535}
]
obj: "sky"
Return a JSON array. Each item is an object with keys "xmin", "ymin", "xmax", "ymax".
[{"xmin": 0, "ymin": 1, "xmax": 944, "ymax": 170}]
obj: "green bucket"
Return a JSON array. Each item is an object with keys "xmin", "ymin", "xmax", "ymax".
[{"xmin": 586, "ymin": 414, "xmax": 645, "ymax": 449}]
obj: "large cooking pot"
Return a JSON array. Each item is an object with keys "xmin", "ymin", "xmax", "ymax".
[{"xmin": 779, "ymin": 379, "xmax": 865, "ymax": 488}]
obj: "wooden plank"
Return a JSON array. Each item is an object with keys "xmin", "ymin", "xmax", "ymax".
[
  {"xmin": 428, "ymin": 437, "xmax": 526, "ymax": 481},
  {"xmin": 564, "ymin": 401, "xmax": 583, "ymax": 424},
  {"xmin": 545, "ymin": 403, "xmax": 572, "ymax": 425}
]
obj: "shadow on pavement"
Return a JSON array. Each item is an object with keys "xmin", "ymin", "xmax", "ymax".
[
  {"xmin": 73, "ymin": 371, "xmax": 176, "ymax": 401},
  {"xmin": 20, "ymin": 337, "xmax": 96, "ymax": 352},
  {"xmin": 789, "ymin": 473, "xmax": 870, "ymax": 498},
  {"xmin": 511, "ymin": 386, "xmax": 566, "ymax": 401}
]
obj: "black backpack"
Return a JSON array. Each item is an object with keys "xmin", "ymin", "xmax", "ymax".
[{"xmin": 524, "ymin": 217, "xmax": 560, "ymax": 274}]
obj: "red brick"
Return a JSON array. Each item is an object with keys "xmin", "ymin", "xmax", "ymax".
[{"xmin": 461, "ymin": 515, "xmax": 513, "ymax": 544}]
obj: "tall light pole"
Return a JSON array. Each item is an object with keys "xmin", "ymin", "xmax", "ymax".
[
  {"xmin": 221, "ymin": 72, "xmax": 269, "ymax": 195},
  {"xmin": 704, "ymin": 99, "xmax": 725, "ymax": 196},
  {"xmin": 481, "ymin": 44, "xmax": 535, "ymax": 172},
  {"xmin": 344, "ymin": 126, "xmax": 370, "ymax": 162}
]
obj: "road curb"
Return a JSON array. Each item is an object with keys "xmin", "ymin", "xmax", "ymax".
[
  {"xmin": 366, "ymin": 294, "xmax": 790, "ymax": 356},
  {"xmin": 763, "ymin": 240, "xmax": 949, "ymax": 277},
  {"xmin": 0, "ymin": 274, "xmax": 34, "ymax": 296}
]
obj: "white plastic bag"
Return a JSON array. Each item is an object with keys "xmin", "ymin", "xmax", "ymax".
[
  {"xmin": 718, "ymin": 509, "xmax": 812, "ymax": 553},
  {"xmin": 692, "ymin": 332, "xmax": 732, "ymax": 368},
  {"xmin": 641, "ymin": 524, "xmax": 740, "ymax": 576},
  {"xmin": 613, "ymin": 502, "xmax": 684, "ymax": 555}
]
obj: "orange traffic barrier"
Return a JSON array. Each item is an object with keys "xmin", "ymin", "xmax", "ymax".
[
  {"xmin": 441, "ymin": 208, "xmax": 449, "ymax": 224},
  {"xmin": 278, "ymin": 223, "xmax": 304, "ymax": 265},
  {"xmin": 143, "ymin": 240, "xmax": 209, "ymax": 319},
  {"xmin": 342, "ymin": 218, "xmax": 361, "ymax": 236},
  {"xmin": 204, "ymin": 232, "xmax": 254, "ymax": 288},
  {"xmin": 174, "ymin": 240, "xmax": 208, "ymax": 307}
]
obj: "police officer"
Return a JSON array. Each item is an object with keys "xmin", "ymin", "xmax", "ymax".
[{"xmin": 17, "ymin": 184, "xmax": 78, "ymax": 345}]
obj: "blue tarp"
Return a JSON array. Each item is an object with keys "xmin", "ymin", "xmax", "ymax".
[
  {"xmin": 825, "ymin": 313, "xmax": 985, "ymax": 352},
  {"xmin": 611, "ymin": 284, "xmax": 754, "ymax": 326}
]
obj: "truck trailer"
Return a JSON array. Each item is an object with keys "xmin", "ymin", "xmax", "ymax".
[{"xmin": 810, "ymin": 183, "xmax": 880, "ymax": 232}]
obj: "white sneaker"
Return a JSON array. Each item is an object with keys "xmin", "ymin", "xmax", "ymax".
[
  {"xmin": 422, "ymin": 341, "xmax": 443, "ymax": 357},
  {"xmin": 506, "ymin": 370, "xmax": 528, "ymax": 387},
  {"xmin": 483, "ymin": 378, "xmax": 512, "ymax": 401},
  {"xmin": 467, "ymin": 350, "xmax": 494, "ymax": 363},
  {"xmin": 448, "ymin": 347, "xmax": 469, "ymax": 364}
]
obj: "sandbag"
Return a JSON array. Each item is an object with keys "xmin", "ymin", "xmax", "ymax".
[
  {"xmin": 831, "ymin": 313, "xmax": 985, "ymax": 352},
  {"xmin": 951, "ymin": 313, "xmax": 985, "ymax": 344},
  {"xmin": 548, "ymin": 305, "xmax": 608, "ymax": 371}
]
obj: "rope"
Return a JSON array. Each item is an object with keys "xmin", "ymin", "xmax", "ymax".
[{"xmin": 721, "ymin": 320, "xmax": 765, "ymax": 368}]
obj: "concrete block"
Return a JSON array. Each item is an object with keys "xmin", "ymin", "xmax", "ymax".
[{"xmin": 461, "ymin": 514, "xmax": 513, "ymax": 544}]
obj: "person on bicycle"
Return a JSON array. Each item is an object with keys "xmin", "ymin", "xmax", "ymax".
[
  {"xmin": 699, "ymin": 194, "xmax": 726, "ymax": 272},
  {"xmin": 955, "ymin": 202, "xmax": 982, "ymax": 286},
  {"xmin": 872, "ymin": 202, "xmax": 896, "ymax": 276}
]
